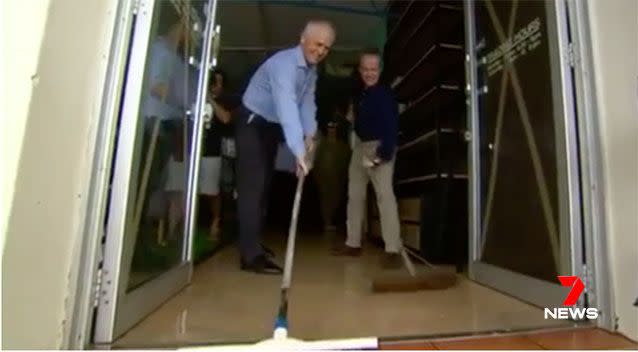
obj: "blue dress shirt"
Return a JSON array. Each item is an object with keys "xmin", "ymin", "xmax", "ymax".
[
  {"xmin": 142, "ymin": 37, "xmax": 181, "ymax": 120},
  {"xmin": 242, "ymin": 45, "xmax": 318, "ymax": 159}
]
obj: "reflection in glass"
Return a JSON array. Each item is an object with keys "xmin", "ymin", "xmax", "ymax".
[
  {"xmin": 474, "ymin": 0, "xmax": 562, "ymax": 283},
  {"xmin": 126, "ymin": 0, "xmax": 207, "ymax": 290}
]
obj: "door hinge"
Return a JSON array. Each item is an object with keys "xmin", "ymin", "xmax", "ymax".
[
  {"xmin": 567, "ymin": 42, "xmax": 576, "ymax": 67},
  {"xmin": 132, "ymin": 0, "xmax": 141, "ymax": 15},
  {"xmin": 582, "ymin": 264, "xmax": 595, "ymax": 303},
  {"xmin": 93, "ymin": 268, "xmax": 104, "ymax": 308}
]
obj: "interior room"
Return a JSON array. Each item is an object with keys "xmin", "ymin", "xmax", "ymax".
[
  {"xmin": 5, "ymin": 0, "xmax": 638, "ymax": 349},
  {"xmin": 105, "ymin": 0, "xmax": 587, "ymax": 347}
]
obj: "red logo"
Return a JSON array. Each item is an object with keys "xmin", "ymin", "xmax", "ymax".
[{"xmin": 558, "ymin": 276, "xmax": 585, "ymax": 306}]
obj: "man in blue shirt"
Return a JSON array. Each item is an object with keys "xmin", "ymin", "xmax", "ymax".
[
  {"xmin": 236, "ymin": 20, "xmax": 336, "ymax": 274},
  {"xmin": 333, "ymin": 49, "xmax": 403, "ymax": 269}
]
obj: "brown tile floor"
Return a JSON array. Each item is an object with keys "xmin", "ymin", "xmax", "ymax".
[
  {"xmin": 434, "ymin": 336, "xmax": 543, "ymax": 350},
  {"xmin": 115, "ymin": 231, "xmax": 574, "ymax": 348},
  {"xmin": 380, "ymin": 328, "xmax": 638, "ymax": 350},
  {"xmin": 528, "ymin": 328, "xmax": 638, "ymax": 350}
]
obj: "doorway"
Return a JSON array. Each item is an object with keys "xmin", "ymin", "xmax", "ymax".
[{"xmin": 92, "ymin": 0, "xmax": 594, "ymax": 347}]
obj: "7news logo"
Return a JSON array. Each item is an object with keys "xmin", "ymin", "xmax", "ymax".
[{"xmin": 544, "ymin": 276, "xmax": 599, "ymax": 320}]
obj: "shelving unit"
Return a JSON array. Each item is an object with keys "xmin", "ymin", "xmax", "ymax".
[{"xmin": 369, "ymin": 0, "xmax": 468, "ymax": 269}]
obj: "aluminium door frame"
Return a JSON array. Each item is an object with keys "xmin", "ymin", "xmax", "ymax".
[
  {"xmin": 67, "ymin": 0, "xmax": 223, "ymax": 347},
  {"xmin": 564, "ymin": 0, "xmax": 615, "ymax": 331},
  {"xmin": 463, "ymin": 0, "xmax": 609, "ymax": 314},
  {"xmin": 66, "ymin": 0, "xmax": 139, "ymax": 348}
]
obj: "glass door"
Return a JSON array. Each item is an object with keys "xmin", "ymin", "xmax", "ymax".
[
  {"xmin": 94, "ymin": 0, "xmax": 220, "ymax": 343},
  {"xmin": 464, "ymin": 0, "xmax": 585, "ymax": 310}
]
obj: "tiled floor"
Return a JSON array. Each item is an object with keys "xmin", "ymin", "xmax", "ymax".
[
  {"xmin": 114, "ymin": 231, "xmax": 571, "ymax": 348},
  {"xmin": 381, "ymin": 327, "xmax": 638, "ymax": 350}
]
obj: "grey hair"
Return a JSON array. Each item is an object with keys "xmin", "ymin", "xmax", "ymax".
[
  {"xmin": 301, "ymin": 20, "xmax": 336, "ymax": 39},
  {"xmin": 359, "ymin": 47, "xmax": 381, "ymax": 60}
]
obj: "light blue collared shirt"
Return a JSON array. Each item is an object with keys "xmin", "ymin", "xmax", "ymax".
[
  {"xmin": 167, "ymin": 57, "xmax": 198, "ymax": 111},
  {"xmin": 242, "ymin": 45, "xmax": 318, "ymax": 159},
  {"xmin": 142, "ymin": 37, "xmax": 181, "ymax": 120}
]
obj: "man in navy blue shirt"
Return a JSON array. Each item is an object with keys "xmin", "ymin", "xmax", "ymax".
[
  {"xmin": 236, "ymin": 20, "xmax": 336, "ymax": 274},
  {"xmin": 333, "ymin": 48, "xmax": 403, "ymax": 269}
]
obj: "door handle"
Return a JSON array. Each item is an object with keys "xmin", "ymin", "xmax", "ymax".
[
  {"xmin": 203, "ymin": 103, "xmax": 213, "ymax": 129},
  {"xmin": 464, "ymin": 130, "xmax": 472, "ymax": 142},
  {"xmin": 210, "ymin": 25, "xmax": 221, "ymax": 69}
]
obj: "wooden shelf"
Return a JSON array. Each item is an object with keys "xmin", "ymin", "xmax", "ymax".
[
  {"xmin": 398, "ymin": 129, "xmax": 456, "ymax": 151},
  {"xmin": 387, "ymin": 0, "xmax": 417, "ymax": 42},
  {"xmin": 393, "ymin": 43, "xmax": 464, "ymax": 101},
  {"xmin": 395, "ymin": 132, "xmax": 467, "ymax": 180},
  {"xmin": 378, "ymin": 0, "xmax": 468, "ymax": 266},
  {"xmin": 398, "ymin": 93, "xmax": 466, "ymax": 143},
  {"xmin": 397, "ymin": 84, "xmax": 465, "ymax": 141},
  {"xmin": 395, "ymin": 174, "xmax": 469, "ymax": 199},
  {"xmin": 397, "ymin": 173, "xmax": 468, "ymax": 185},
  {"xmin": 385, "ymin": 2, "xmax": 464, "ymax": 80},
  {"xmin": 386, "ymin": 2, "xmax": 441, "ymax": 53}
]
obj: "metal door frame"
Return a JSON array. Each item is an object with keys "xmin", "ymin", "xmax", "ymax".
[
  {"xmin": 67, "ymin": 0, "xmax": 222, "ymax": 344},
  {"xmin": 66, "ymin": 0, "xmax": 139, "ymax": 347},
  {"xmin": 92, "ymin": 0, "xmax": 179, "ymax": 342},
  {"xmin": 564, "ymin": 0, "xmax": 614, "ymax": 331},
  {"xmin": 465, "ymin": 0, "xmax": 613, "ymax": 330},
  {"xmin": 464, "ymin": 0, "xmax": 587, "ymax": 310}
]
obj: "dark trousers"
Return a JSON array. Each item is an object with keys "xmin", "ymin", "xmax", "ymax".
[{"xmin": 235, "ymin": 106, "xmax": 283, "ymax": 262}]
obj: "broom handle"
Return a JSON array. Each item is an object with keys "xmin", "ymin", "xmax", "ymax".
[
  {"xmin": 282, "ymin": 174, "xmax": 305, "ymax": 289},
  {"xmin": 403, "ymin": 243, "xmax": 437, "ymax": 269},
  {"xmin": 273, "ymin": 174, "xmax": 305, "ymax": 337},
  {"xmin": 134, "ymin": 117, "xmax": 161, "ymax": 228},
  {"xmin": 282, "ymin": 139, "xmax": 316, "ymax": 289},
  {"xmin": 274, "ymin": 144, "xmax": 315, "ymax": 337},
  {"xmin": 400, "ymin": 246, "xmax": 417, "ymax": 277}
]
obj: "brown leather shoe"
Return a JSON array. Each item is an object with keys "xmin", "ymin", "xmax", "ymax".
[
  {"xmin": 332, "ymin": 243, "xmax": 362, "ymax": 257},
  {"xmin": 380, "ymin": 252, "xmax": 402, "ymax": 269}
]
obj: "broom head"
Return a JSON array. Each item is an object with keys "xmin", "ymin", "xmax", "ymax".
[{"xmin": 371, "ymin": 265, "xmax": 457, "ymax": 293}]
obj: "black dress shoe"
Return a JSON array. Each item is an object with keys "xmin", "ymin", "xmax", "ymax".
[{"xmin": 240, "ymin": 255, "xmax": 283, "ymax": 275}]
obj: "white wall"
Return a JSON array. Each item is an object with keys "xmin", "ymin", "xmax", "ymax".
[
  {"xmin": 588, "ymin": 0, "xmax": 638, "ymax": 342},
  {"xmin": 1, "ymin": 0, "xmax": 117, "ymax": 348},
  {"xmin": 0, "ymin": 0, "xmax": 52, "ymax": 276}
]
